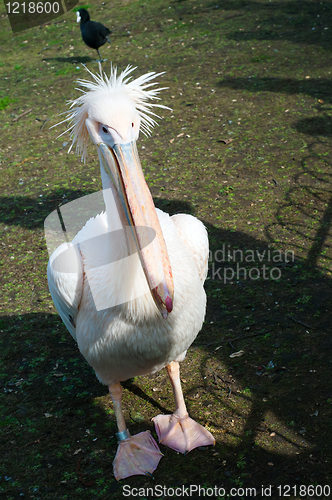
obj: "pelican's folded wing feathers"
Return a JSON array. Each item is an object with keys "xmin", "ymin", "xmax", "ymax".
[
  {"xmin": 47, "ymin": 242, "xmax": 83, "ymax": 341},
  {"xmin": 171, "ymin": 214, "xmax": 209, "ymax": 283}
]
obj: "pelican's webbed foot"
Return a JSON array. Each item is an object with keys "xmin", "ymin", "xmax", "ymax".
[
  {"xmin": 153, "ymin": 414, "xmax": 215, "ymax": 454},
  {"xmin": 113, "ymin": 430, "xmax": 163, "ymax": 480}
]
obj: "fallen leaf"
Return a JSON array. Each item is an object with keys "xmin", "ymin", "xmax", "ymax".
[
  {"xmin": 220, "ymin": 138, "xmax": 233, "ymax": 145},
  {"xmin": 310, "ymin": 410, "xmax": 319, "ymax": 417},
  {"xmin": 230, "ymin": 350, "xmax": 244, "ymax": 358}
]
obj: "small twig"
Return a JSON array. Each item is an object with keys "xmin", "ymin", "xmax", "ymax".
[
  {"xmin": 16, "ymin": 156, "xmax": 37, "ymax": 167},
  {"xmin": 16, "ymin": 434, "xmax": 47, "ymax": 449},
  {"xmin": 12, "ymin": 109, "xmax": 32, "ymax": 122},
  {"xmin": 31, "ymin": 284, "xmax": 36, "ymax": 303},
  {"xmin": 38, "ymin": 42, "xmax": 61, "ymax": 54},
  {"xmin": 224, "ymin": 13, "xmax": 244, "ymax": 20},
  {"xmin": 36, "ymin": 117, "xmax": 49, "ymax": 130},
  {"xmin": 50, "ymin": 19, "xmax": 66, "ymax": 25},
  {"xmin": 217, "ymin": 375, "xmax": 232, "ymax": 384},
  {"xmin": 228, "ymin": 340, "xmax": 235, "ymax": 350},
  {"xmin": 204, "ymin": 330, "xmax": 272, "ymax": 348},
  {"xmin": 274, "ymin": 262, "xmax": 295, "ymax": 268},
  {"xmin": 289, "ymin": 317, "xmax": 313, "ymax": 329},
  {"xmin": 228, "ymin": 330, "xmax": 271, "ymax": 342}
]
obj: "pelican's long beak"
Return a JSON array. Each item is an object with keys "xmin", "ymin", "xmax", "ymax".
[{"xmin": 98, "ymin": 141, "xmax": 174, "ymax": 319}]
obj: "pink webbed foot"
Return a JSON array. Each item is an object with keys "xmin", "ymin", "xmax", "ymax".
[
  {"xmin": 113, "ymin": 430, "xmax": 163, "ymax": 480},
  {"xmin": 153, "ymin": 414, "xmax": 215, "ymax": 454}
]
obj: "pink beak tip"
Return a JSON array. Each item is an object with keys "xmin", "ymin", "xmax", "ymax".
[{"xmin": 166, "ymin": 296, "xmax": 173, "ymax": 314}]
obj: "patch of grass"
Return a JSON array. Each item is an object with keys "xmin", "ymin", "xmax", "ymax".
[
  {"xmin": 73, "ymin": 4, "xmax": 92, "ymax": 12},
  {"xmin": 0, "ymin": 96, "xmax": 16, "ymax": 110},
  {"xmin": 55, "ymin": 67, "xmax": 80, "ymax": 76}
]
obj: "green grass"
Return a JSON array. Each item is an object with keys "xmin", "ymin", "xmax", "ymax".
[{"xmin": 0, "ymin": 96, "xmax": 17, "ymax": 110}]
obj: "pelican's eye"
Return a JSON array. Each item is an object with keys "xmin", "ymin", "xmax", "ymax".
[
  {"xmin": 132, "ymin": 123, "xmax": 134, "ymax": 128},
  {"xmin": 102, "ymin": 126, "xmax": 108, "ymax": 134}
]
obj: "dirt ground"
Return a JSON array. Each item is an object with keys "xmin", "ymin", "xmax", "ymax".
[{"xmin": 0, "ymin": 0, "xmax": 332, "ymax": 498}]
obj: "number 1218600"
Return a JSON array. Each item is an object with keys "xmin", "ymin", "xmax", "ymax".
[{"xmin": 5, "ymin": 2, "xmax": 60, "ymax": 14}]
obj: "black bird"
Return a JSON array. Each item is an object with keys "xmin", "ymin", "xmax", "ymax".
[{"xmin": 76, "ymin": 8, "xmax": 111, "ymax": 62}]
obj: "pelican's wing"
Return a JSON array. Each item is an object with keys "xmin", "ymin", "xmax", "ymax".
[
  {"xmin": 47, "ymin": 242, "xmax": 83, "ymax": 341},
  {"xmin": 171, "ymin": 214, "xmax": 209, "ymax": 283}
]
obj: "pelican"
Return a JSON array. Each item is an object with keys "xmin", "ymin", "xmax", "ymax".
[{"xmin": 47, "ymin": 65, "xmax": 214, "ymax": 480}]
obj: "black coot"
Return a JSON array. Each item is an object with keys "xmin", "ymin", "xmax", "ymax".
[{"xmin": 76, "ymin": 8, "xmax": 111, "ymax": 61}]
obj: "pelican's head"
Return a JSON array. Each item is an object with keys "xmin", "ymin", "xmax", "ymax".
[{"xmin": 58, "ymin": 66, "xmax": 173, "ymax": 318}]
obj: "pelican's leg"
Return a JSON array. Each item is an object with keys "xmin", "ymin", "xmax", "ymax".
[
  {"xmin": 109, "ymin": 383, "xmax": 162, "ymax": 480},
  {"xmin": 153, "ymin": 362, "xmax": 215, "ymax": 454}
]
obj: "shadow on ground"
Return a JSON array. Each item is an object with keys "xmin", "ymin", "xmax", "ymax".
[
  {"xmin": 220, "ymin": 0, "xmax": 332, "ymax": 51},
  {"xmin": 42, "ymin": 56, "xmax": 95, "ymax": 64}
]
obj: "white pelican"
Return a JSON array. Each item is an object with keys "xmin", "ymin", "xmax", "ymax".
[{"xmin": 48, "ymin": 66, "xmax": 214, "ymax": 480}]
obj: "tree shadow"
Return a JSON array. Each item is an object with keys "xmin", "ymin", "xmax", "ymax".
[
  {"xmin": 218, "ymin": 76, "xmax": 332, "ymax": 104},
  {"xmin": 219, "ymin": 0, "xmax": 332, "ymax": 51},
  {"xmin": 264, "ymin": 137, "xmax": 332, "ymax": 270},
  {"xmin": 0, "ymin": 189, "xmax": 96, "ymax": 230},
  {"xmin": 295, "ymin": 115, "xmax": 332, "ymax": 137}
]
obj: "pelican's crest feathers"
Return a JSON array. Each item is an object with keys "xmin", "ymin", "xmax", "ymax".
[{"xmin": 57, "ymin": 65, "xmax": 170, "ymax": 162}]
